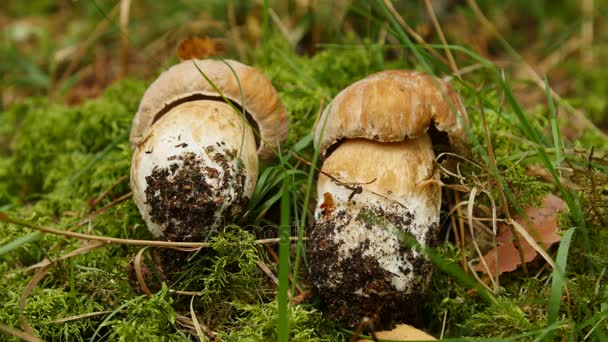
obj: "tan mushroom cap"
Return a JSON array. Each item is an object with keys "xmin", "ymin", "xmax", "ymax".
[
  {"xmin": 130, "ymin": 59, "xmax": 288, "ymax": 161},
  {"xmin": 356, "ymin": 324, "xmax": 436, "ymax": 341},
  {"xmin": 314, "ymin": 70, "xmax": 467, "ymax": 156}
]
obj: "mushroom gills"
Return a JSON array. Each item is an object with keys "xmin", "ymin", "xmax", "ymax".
[
  {"xmin": 308, "ymin": 136, "xmax": 440, "ymax": 328},
  {"xmin": 130, "ymin": 100, "xmax": 258, "ymax": 241}
]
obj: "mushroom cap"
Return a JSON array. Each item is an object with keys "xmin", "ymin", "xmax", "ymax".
[
  {"xmin": 131, "ymin": 100, "xmax": 258, "ymax": 240},
  {"xmin": 314, "ymin": 70, "xmax": 467, "ymax": 156},
  {"xmin": 130, "ymin": 59, "xmax": 288, "ymax": 161},
  {"xmin": 357, "ymin": 324, "xmax": 436, "ymax": 341}
]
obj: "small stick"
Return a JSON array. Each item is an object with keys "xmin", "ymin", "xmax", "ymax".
[
  {"xmin": 424, "ymin": 0, "xmax": 461, "ymax": 79},
  {"xmin": 88, "ymin": 175, "xmax": 129, "ymax": 208},
  {"xmin": 291, "ymin": 152, "xmax": 409, "ymax": 208},
  {"xmin": 0, "ymin": 212, "xmax": 305, "ymax": 248}
]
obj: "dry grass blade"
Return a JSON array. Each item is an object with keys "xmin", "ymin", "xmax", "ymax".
[
  {"xmin": 189, "ymin": 296, "xmax": 212, "ymax": 341},
  {"xmin": 467, "ymin": 187, "xmax": 498, "ymax": 292},
  {"xmin": 26, "ymin": 241, "xmax": 105, "ymax": 270},
  {"xmin": 440, "ymin": 310, "xmax": 448, "ymax": 340},
  {"xmin": 455, "ymin": 191, "xmax": 467, "ymax": 272},
  {"xmin": 88, "ymin": 175, "xmax": 128, "ymax": 208},
  {"xmin": 257, "ymin": 260, "xmax": 279, "ymax": 287},
  {"xmin": 0, "ymin": 323, "xmax": 42, "ymax": 342},
  {"xmin": 423, "ymin": 0, "xmax": 460, "ymax": 79},
  {"xmin": 0, "ymin": 211, "xmax": 305, "ymax": 248},
  {"xmin": 508, "ymin": 219, "xmax": 557, "ymax": 270},
  {"xmin": 19, "ymin": 265, "xmax": 51, "ymax": 336},
  {"xmin": 383, "ymin": 0, "xmax": 449, "ymax": 66},
  {"xmin": 50, "ymin": 311, "xmax": 112, "ymax": 323},
  {"xmin": 581, "ymin": 0, "xmax": 594, "ymax": 65},
  {"xmin": 134, "ymin": 247, "xmax": 153, "ymax": 298}
]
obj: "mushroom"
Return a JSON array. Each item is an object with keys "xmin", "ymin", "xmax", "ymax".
[
  {"xmin": 129, "ymin": 59, "xmax": 287, "ymax": 241},
  {"xmin": 308, "ymin": 70, "xmax": 467, "ymax": 327}
]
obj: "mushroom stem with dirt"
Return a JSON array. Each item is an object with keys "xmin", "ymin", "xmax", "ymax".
[
  {"xmin": 129, "ymin": 59, "xmax": 287, "ymax": 242},
  {"xmin": 308, "ymin": 70, "xmax": 467, "ymax": 328}
]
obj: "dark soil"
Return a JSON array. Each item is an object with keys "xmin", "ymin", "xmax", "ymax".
[
  {"xmin": 307, "ymin": 198, "xmax": 438, "ymax": 329},
  {"xmin": 144, "ymin": 146, "xmax": 248, "ymax": 242}
]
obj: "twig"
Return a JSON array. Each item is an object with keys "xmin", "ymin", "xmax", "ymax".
[
  {"xmin": 0, "ymin": 211, "xmax": 305, "ymax": 248},
  {"xmin": 383, "ymin": 0, "xmax": 449, "ymax": 66},
  {"xmin": 88, "ymin": 175, "xmax": 129, "ymax": 208},
  {"xmin": 256, "ymin": 260, "xmax": 280, "ymax": 287},
  {"xmin": 0, "ymin": 324, "xmax": 41, "ymax": 342}
]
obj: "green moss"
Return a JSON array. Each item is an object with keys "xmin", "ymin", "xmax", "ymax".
[
  {"xmin": 462, "ymin": 298, "xmax": 536, "ymax": 338},
  {"xmin": 502, "ymin": 164, "xmax": 549, "ymax": 207},
  {"xmin": 108, "ymin": 286, "xmax": 185, "ymax": 341},
  {"xmin": 220, "ymin": 301, "xmax": 343, "ymax": 341},
  {"xmin": 171, "ymin": 228, "xmax": 268, "ymax": 326},
  {"xmin": 0, "ymin": 79, "xmax": 146, "ymax": 207}
]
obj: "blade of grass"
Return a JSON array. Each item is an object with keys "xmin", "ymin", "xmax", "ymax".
[
  {"xmin": 277, "ymin": 177, "xmax": 291, "ymax": 341},
  {"xmin": 0, "ymin": 233, "xmax": 43, "ymax": 256},
  {"xmin": 291, "ymin": 107, "xmax": 324, "ymax": 294},
  {"xmin": 546, "ymin": 75, "xmax": 564, "ymax": 177},
  {"xmin": 397, "ymin": 231, "xmax": 497, "ymax": 305},
  {"xmin": 89, "ymin": 300, "xmax": 133, "ymax": 342},
  {"xmin": 546, "ymin": 227, "xmax": 576, "ymax": 340}
]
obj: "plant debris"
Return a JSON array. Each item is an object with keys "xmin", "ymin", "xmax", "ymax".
[{"xmin": 473, "ymin": 194, "xmax": 566, "ymax": 277}]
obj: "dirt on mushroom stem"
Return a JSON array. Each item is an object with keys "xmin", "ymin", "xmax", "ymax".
[
  {"xmin": 144, "ymin": 147, "xmax": 248, "ymax": 242},
  {"xmin": 308, "ymin": 136, "xmax": 441, "ymax": 329},
  {"xmin": 308, "ymin": 199, "xmax": 439, "ymax": 329}
]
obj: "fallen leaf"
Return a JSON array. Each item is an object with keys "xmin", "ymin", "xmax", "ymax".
[
  {"xmin": 473, "ymin": 194, "xmax": 566, "ymax": 277},
  {"xmin": 177, "ymin": 36, "xmax": 219, "ymax": 61}
]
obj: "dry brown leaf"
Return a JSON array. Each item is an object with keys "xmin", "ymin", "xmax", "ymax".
[
  {"xmin": 177, "ymin": 36, "xmax": 219, "ymax": 61},
  {"xmin": 473, "ymin": 194, "xmax": 566, "ymax": 277}
]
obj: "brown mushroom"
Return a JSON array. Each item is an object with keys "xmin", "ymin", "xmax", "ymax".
[
  {"xmin": 308, "ymin": 70, "xmax": 467, "ymax": 327},
  {"xmin": 129, "ymin": 59, "xmax": 287, "ymax": 241}
]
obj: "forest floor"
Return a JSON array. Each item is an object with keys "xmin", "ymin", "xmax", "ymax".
[{"xmin": 1, "ymin": 1, "xmax": 607, "ymax": 341}]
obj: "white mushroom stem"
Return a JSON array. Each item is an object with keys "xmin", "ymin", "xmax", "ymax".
[
  {"xmin": 130, "ymin": 100, "xmax": 258, "ymax": 241},
  {"xmin": 309, "ymin": 136, "xmax": 440, "ymax": 326}
]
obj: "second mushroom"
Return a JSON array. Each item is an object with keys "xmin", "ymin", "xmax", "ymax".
[{"xmin": 308, "ymin": 70, "xmax": 467, "ymax": 327}]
